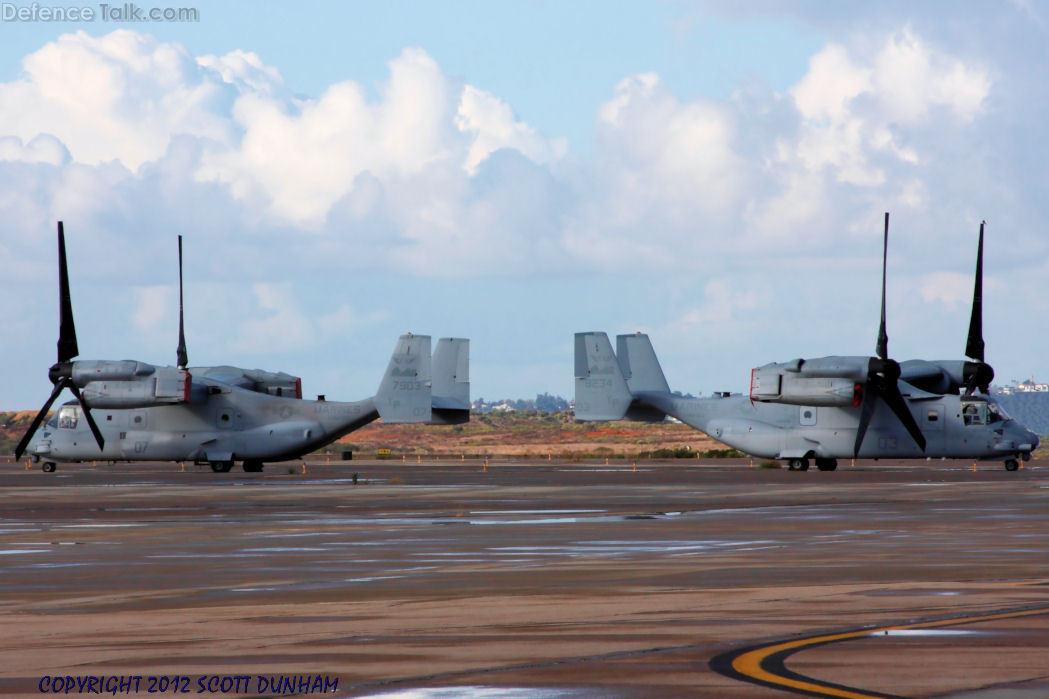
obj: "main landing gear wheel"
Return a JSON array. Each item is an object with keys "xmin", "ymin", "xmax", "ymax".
[
  {"xmin": 816, "ymin": 458, "xmax": 838, "ymax": 472},
  {"xmin": 1004, "ymin": 459, "xmax": 1019, "ymax": 472},
  {"xmin": 787, "ymin": 458, "xmax": 809, "ymax": 471},
  {"xmin": 243, "ymin": 460, "xmax": 264, "ymax": 473},
  {"xmin": 210, "ymin": 461, "xmax": 233, "ymax": 473},
  {"xmin": 41, "ymin": 462, "xmax": 56, "ymax": 473}
]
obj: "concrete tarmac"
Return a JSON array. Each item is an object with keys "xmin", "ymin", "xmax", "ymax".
[{"xmin": 1, "ymin": 458, "xmax": 1048, "ymax": 698}]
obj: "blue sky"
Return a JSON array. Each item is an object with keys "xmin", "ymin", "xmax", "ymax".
[{"xmin": 1, "ymin": 1, "xmax": 1047, "ymax": 409}]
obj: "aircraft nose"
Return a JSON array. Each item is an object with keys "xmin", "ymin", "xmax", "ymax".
[{"xmin": 1012, "ymin": 424, "xmax": 1039, "ymax": 452}]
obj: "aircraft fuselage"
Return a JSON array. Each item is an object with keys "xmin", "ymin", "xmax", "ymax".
[
  {"xmin": 25, "ymin": 385, "xmax": 376, "ymax": 467},
  {"xmin": 640, "ymin": 390, "xmax": 1038, "ymax": 462}
]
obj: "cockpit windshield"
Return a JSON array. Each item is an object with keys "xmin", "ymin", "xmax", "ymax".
[
  {"xmin": 57, "ymin": 405, "xmax": 80, "ymax": 429},
  {"xmin": 987, "ymin": 400, "xmax": 1010, "ymax": 423}
]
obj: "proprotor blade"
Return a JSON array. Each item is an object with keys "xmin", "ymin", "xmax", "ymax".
[
  {"xmin": 854, "ymin": 358, "xmax": 927, "ymax": 456},
  {"xmin": 13, "ymin": 379, "xmax": 68, "ymax": 461},
  {"xmin": 176, "ymin": 235, "xmax": 188, "ymax": 369},
  {"xmin": 965, "ymin": 221, "xmax": 985, "ymax": 363},
  {"xmin": 853, "ymin": 387, "xmax": 876, "ymax": 458},
  {"xmin": 67, "ymin": 383, "xmax": 105, "ymax": 452},
  {"xmin": 876, "ymin": 212, "xmax": 889, "ymax": 360},
  {"xmin": 879, "ymin": 375, "xmax": 927, "ymax": 452},
  {"xmin": 56, "ymin": 222, "xmax": 79, "ymax": 363}
]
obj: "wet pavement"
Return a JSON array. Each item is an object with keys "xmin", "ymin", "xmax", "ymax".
[{"xmin": 1, "ymin": 458, "xmax": 1048, "ymax": 697}]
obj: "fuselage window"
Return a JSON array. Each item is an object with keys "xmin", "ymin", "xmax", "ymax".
[{"xmin": 927, "ymin": 410, "xmax": 939, "ymax": 422}]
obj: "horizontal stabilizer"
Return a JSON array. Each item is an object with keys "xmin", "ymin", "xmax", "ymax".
[
  {"xmin": 376, "ymin": 334, "xmax": 432, "ymax": 423},
  {"xmin": 574, "ymin": 332, "xmax": 632, "ymax": 421}
]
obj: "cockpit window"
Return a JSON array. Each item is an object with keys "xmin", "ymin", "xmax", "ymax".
[
  {"xmin": 57, "ymin": 406, "xmax": 80, "ymax": 429},
  {"xmin": 961, "ymin": 400, "xmax": 988, "ymax": 426}
]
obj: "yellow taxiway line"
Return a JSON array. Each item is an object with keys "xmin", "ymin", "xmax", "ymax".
[{"xmin": 726, "ymin": 605, "xmax": 1049, "ymax": 699}]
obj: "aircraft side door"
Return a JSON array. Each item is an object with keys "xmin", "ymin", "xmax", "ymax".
[{"xmin": 921, "ymin": 404, "xmax": 944, "ymax": 452}]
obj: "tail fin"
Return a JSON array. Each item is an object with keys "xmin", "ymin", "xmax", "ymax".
[
  {"xmin": 616, "ymin": 333, "xmax": 670, "ymax": 393},
  {"xmin": 431, "ymin": 337, "xmax": 470, "ymax": 424},
  {"xmin": 376, "ymin": 334, "xmax": 432, "ymax": 423},
  {"xmin": 574, "ymin": 332, "xmax": 632, "ymax": 421}
]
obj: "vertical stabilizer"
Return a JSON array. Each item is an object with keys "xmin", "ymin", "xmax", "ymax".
[
  {"xmin": 616, "ymin": 333, "xmax": 670, "ymax": 393},
  {"xmin": 574, "ymin": 332, "xmax": 632, "ymax": 420},
  {"xmin": 376, "ymin": 334, "xmax": 432, "ymax": 423},
  {"xmin": 433, "ymin": 338, "xmax": 470, "ymax": 408}
]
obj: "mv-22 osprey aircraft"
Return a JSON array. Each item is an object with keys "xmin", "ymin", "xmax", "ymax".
[
  {"xmin": 576, "ymin": 214, "xmax": 1039, "ymax": 471},
  {"xmin": 15, "ymin": 223, "xmax": 470, "ymax": 473}
]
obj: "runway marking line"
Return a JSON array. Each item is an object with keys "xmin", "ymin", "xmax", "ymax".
[{"xmin": 710, "ymin": 604, "xmax": 1049, "ymax": 699}]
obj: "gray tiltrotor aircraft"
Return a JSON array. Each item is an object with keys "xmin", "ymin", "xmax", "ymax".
[
  {"xmin": 575, "ymin": 215, "xmax": 1038, "ymax": 471},
  {"xmin": 15, "ymin": 223, "xmax": 470, "ymax": 473}
]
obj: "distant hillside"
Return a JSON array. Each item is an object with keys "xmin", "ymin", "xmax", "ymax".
[
  {"xmin": 994, "ymin": 392, "xmax": 1049, "ymax": 436},
  {"xmin": 0, "ymin": 411, "xmax": 43, "ymax": 455},
  {"xmin": 335, "ymin": 411, "xmax": 721, "ymax": 458}
]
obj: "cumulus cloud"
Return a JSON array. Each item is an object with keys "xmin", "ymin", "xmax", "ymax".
[
  {"xmin": 456, "ymin": 85, "xmax": 568, "ymax": 174},
  {"xmin": 676, "ymin": 279, "xmax": 763, "ymax": 326},
  {"xmin": 0, "ymin": 26, "xmax": 1002, "ymax": 280},
  {"xmin": 0, "ymin": 30, "xmax": 238, "ymax": 169},
  {"xmin": 131, "ymin": 285, "xmax": 171, "ymax": 334},
  {"xmin": 743, "ymin": 28, "xmax": 991, "ymax": 244},
  {"xmin": 0, "ymin": 134, "xmax": 70, "ymax": 165},
  {"xmin": 3, "ymin": 15, "xmax": 1047, "ymax": 407},
  {"xmin": 918, "ymin": 271, "xmax": 1003, "ymax": 309}
]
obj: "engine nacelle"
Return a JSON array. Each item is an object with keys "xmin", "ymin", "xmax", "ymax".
[
  {"xmin": 193, "ymin": 366, "xmax": 302, "ymax": 398},
  {"xmin": 899, "ymin": 359, "xmax": 993, "ymax": 395},
  {"xmin": 751, "ymin": 356, "xmax": 866, "ymax": 407},
  {"xmin": 80, "ymin": 366, "xmax": 190, "ymax": 408},
  {"xmin": 245, "ymin": 369, "xmax": 302, "ymax": 398},
  {"xmin": 72, "ymin": 360, "xmax": 155, "ymax": 385}
]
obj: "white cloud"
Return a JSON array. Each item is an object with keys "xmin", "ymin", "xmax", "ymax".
[
  {"xmin": 0, "ymin": 134, "xmax": 70, "ymax": 165},
  {"xmin": 456, "ymin": 85, "xmax": 567, "ymax": 174},
  {"xmin": 0, "ymin": 30, "xmax": 236, "ymax": 169},
  {"xmin": 2, "ymin": 14, "xmax": 1048, "ymax": 409},
  {"xmin": 675, "ymin": 279, "xmax": 762, "ymax": 326},
  {"xmin": 234, "ymin": 283, "xmax": 316, "ymax": 353},
  {"xmin": 131, "ymin": 285, "xmax": 171, "ymax": 334},
  {"xmin": 198, "ymin": 47, "xmax": 571, "ymax": 227},
  {"xmin": 196, "ymin": 49, "xmax": 285, "ymax": 97},
  {"xmin": 918, "ymin": 272, "xmax": 1003, "ymax": 309}
]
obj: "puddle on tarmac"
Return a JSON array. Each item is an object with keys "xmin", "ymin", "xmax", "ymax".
[
  {"xmin": 0, "ymin": 549, "xmax": 50, "ymax": 555},
  {"xmin": 485, "ymin": 539, "xmax": 777, "ymax": 559},
  {"xmin": 471, "ymin": 510, "xmax": 604, "ymax": 515},
  {"xmin": 859, "ymin": 589, "xmax": 965, "ymax": 597},
  {"xmin": 870, "ymin": 629, "xmax": 985, "ymax": 637}
]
